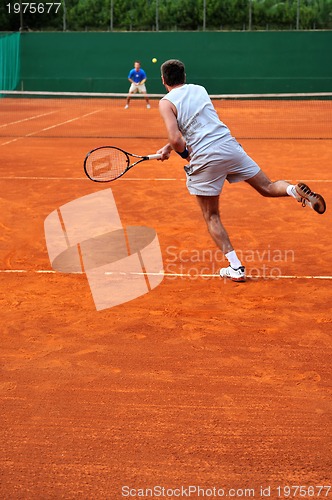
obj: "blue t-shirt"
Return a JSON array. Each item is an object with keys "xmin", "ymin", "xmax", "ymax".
[{"xmin": 128, "ymin": 68, "xmax": 147, "ymax": 83}]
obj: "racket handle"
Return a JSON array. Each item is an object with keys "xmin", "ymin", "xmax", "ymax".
[{"xmin": 147, "ymin": 154, "xmax": 162, "ymax": 160}]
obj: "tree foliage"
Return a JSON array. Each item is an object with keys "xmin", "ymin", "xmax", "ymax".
[{"xmin": 0, "ymin": 0, "xmax": 331, "ymax": 31}]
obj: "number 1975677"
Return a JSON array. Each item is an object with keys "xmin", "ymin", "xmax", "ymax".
[{"xmin": 6, "ymin": 3, "xmax": 61, "ymax": 14}]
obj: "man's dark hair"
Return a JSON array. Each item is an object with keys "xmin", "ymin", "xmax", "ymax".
[{"xmin": 161, "ymin": 59, "xmax": 186, "ymax": 86}]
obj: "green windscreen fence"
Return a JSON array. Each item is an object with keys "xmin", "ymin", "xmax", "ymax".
[
  {"xmin": 19, "ymin": 32, "xmax": 332, "ymax": 94},
  {"xmin": 0, "ymin": 32, "xmax": 20, "ymax": 90}
]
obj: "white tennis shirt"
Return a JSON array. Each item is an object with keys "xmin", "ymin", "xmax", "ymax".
[{"xmin": 161, "ymin": 83, "xmax": 232, "ymax": 170}]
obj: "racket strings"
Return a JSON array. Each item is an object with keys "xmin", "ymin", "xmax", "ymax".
[{"xmin": 86, "ymin": 148, "xmax": 129, "ymax": 181}]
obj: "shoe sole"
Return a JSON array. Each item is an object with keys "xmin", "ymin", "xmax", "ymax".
[
  {"xmin": 230, "ymin": 276, "xmax": 246, "ymax": 282},
  {"xmin": 296, "ymin": 183, "xmax": 326, "ymax": 214},
  {"xmin": 220, "ymin": 273, "xmax": 246, "ymax": 282}
]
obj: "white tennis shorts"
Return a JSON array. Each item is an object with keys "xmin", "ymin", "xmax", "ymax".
[
  {"xmin": 129, "ymin": 83, "xmax": 147, "ymax": 94},
  {"xmin": 185, "ymin": 137, "xmax": 260, "ymax": 196}
]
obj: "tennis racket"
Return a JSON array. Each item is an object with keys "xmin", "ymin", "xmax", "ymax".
[{"xmin": 84, "ymin": 146, "xmax": 162, "ymax": 182}]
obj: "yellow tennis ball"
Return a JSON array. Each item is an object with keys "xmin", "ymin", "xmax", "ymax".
[{"xmin": 152, "ymin": 58, "xmax": 157, "ymax": 63}]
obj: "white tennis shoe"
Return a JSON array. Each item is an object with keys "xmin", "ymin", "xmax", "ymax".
[
  {"xmin": 220, "ymin": 265, "xmax": 246, "ymax": 282},
  {"xmin": 124, "ymin": 104, "xmax": 129, "ymax": 110},
  {"xmin": 294, "ymin": 183, "xmax": 326, "ymax": 214}
]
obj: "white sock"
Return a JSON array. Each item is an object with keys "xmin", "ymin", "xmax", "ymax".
[
  {"xmin": 225, "ymin": 250, "xmax": 242, "ymax": 269},
  {"xmin": 286, "ymin": 184, "xmax": 298, "ymax": 199}
]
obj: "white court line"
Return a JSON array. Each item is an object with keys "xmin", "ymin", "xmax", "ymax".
[
  {"xmin": 0, "ymin": 176, "xmax": 89, "ymax": 181},
  {"xmin": 0, "ymin": 109, "xmax": 102, "ymax": 147},
  {"xmin": 0, "ymin": 176, "xmax": 331, "ymax": 183},
  {"xmin": 0, "ymin": 269, "xmax": 331, "ymax": 280},
  {"xmin": 36, "ymin": 110, "xmax": 101, "ymax": 132},
  {"xmin": 0, "ymin": 176, "xmax": 181, "ymax": 181},
  {"xmin": 0, "ymin": 110, "xmax": 57, "ymax": 129}
]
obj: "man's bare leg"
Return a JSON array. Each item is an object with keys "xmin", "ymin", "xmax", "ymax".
[
  {"xmin": 195, "ymin": 195, "xmax": 233, "ymax": 253},
  {"xmin": 195, "ymin": 194, "xmax": 246, "ymax": 282},
  {"xmin": 245, "ymin": 170, "xmax": 290, "ymax": 196},
  {"xmin": 143, "ymin": 92, "xmax": 150, "ymax": 108},
  {"xmin": 246, "ymin": 170, "xmax": 326, "ymax": 213},
  {"xmin": 125, "ymin": 94, "xmax": 131, "ymax": 108}
]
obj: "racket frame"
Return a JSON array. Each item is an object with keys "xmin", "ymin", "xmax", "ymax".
[{"xmin": 84, "ymin": 146, "xmax": 161, "ymax": 183}]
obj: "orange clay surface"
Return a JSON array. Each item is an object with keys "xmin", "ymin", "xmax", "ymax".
[{"xmin": 0, "ymin": 99, "xmax": 331, "ymax": 499}]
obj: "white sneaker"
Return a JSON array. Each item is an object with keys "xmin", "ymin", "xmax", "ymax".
[
  {"xmin": 146, "ymin": 104, "xmax": 151, "ymax": 109},
  {"xmin": 220, "ymin": 265, "xmax": 246, "ymax": 282},
  {"xmin": 295, "ymin": 183, "xmax": 326, "ymax": 214},
  {"xmin": 124, "ymin": 104, "xmax": 129, "ymax": 110}
]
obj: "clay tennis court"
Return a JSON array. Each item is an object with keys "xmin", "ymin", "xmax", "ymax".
[{"xmin": 0, "ymin": 96, "xmax": 331, "ymax": 498}]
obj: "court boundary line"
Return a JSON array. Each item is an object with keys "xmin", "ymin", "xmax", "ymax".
[
  {"xmin": 0, "ymin": 176, "xmax": 331, "ymax": 183},
  {"xmin": 0, "ymin": 110, "xmax": 57, "ymax": 129},
  {"xmin": 0, "ymin": 269, "xmax": 331, "ymax": 280},
  {"xmin": 1, "ymin": 135, "xmax": 331, "ymax": 141},
  {"xmin": 0, "ymin": 109, "xmax": 102, "ymax": 147}
]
